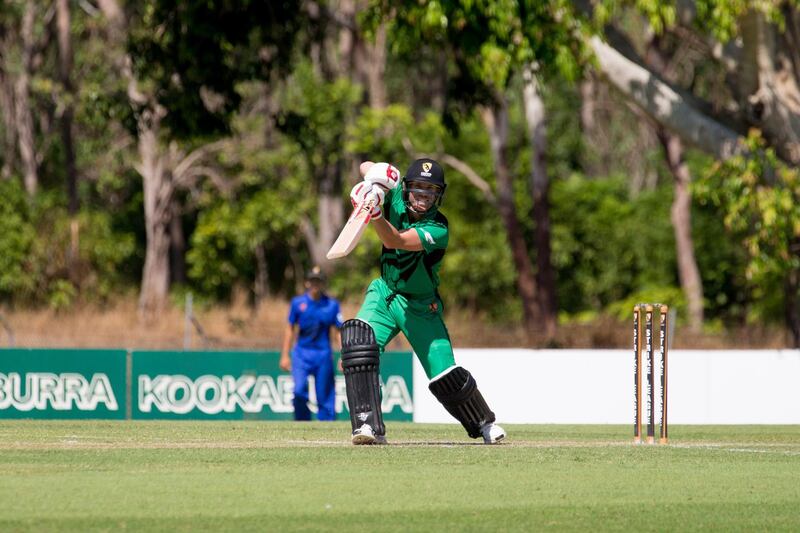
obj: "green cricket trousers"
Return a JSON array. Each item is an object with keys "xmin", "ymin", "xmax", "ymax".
[{"xmin": 356, "ymin": 278, "xmax": 456, "ymax": 379}]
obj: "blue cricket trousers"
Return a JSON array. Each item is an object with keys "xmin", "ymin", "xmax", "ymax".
[{"xmin": 290, "ymin": 347, "xmax": 336, "ymax": 421}]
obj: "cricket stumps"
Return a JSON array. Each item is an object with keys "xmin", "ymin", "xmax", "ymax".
[{"xmin": 633, "ymin": 303, "xmax": 669, "ymax": 445}]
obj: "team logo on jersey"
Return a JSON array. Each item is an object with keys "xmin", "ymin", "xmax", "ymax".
[
  {"xmin": 422, "ymin": 162, "xmax": 432, "ymax": 172},
  {"xmin": 421, "ymin": 229, "xmax": 435, "ymax": 245},
  {"xmin": 299, "ymin": 302, "xmax": 307, "ymax": 312}
]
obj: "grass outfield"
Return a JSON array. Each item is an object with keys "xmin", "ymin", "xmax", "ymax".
[{"xmin": 0, "ymin": 422, "xmax": 799, "ymax": 531}]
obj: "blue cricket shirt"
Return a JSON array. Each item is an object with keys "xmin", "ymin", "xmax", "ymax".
[{"xmin": 288, "ymin": 293, "xmax": 344, "ymax": 351}]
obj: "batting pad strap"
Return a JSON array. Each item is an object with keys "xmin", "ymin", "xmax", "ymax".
[
  {"xmin": 341, "ymin": 319, "xmax": 384, "ymax": 436},
  {"xmin": 428, "ymin": 366, "xmax": 496, "ymax": 439},
  {"xmin": 430, "ymin": 365, "xmax": 459, "ymax": 382}
]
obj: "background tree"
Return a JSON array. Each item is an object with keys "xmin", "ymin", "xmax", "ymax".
[
  {"xmin": 0, "ymin": 0, "xmax": 798, "ymax": 348},
  {"xmin": 55, "ymin": 0, "xmax": 80, "ymax": 280},
  {"xmin": 696, "ymin": 133, "xmax": 800, "ymax": 346},
  {"xmin": 364, "ymin": 0, "xmax": 589, "ymax": 341},
  {"xmin": 97, "ymin": 0, "xmax": 305, "ymax": 315},
  {"xmin": 588, "ymin": 0, "xmax": 800, "ymax": 341}
]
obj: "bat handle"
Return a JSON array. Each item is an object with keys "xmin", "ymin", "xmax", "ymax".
[
  {"xmin": 362, "ymin": 190, "xmax": 382, "ymax": 217},
  {"xmin": 365, "ymin": 189, "xmax": 380, "ymax": 205},
  {"xmin": 362, "ymin": 190, "xmax": 379, "ymax": 223}
]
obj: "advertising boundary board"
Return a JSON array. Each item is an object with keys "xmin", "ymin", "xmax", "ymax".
[
  {"xmin": 0, "ymin": 349, "xmax": 126, "ymax": 419},
  {"xmin": 5, "ymin": 348, "xmax": 800, "ymax": 423},
  {"xmin": 0, "ymin": 349, "xmax": 413, "ymax": 421},
  {"xmin": 413, "ymin": 349, "xmax": 800, "ymax": 425},
  {"xmin": 131, "ymin": 350, "xmax": 413, "ymax": 421}
]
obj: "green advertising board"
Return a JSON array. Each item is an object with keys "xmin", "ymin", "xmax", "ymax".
[
  {"xmin": 0, "ymin": 349, "xmax": 413, "ymax": 421},
  {"xmin": 132, "ymin": 350, "xmax": 413, "ymax": 421},
  {"xmin": 0, "ymin": 349, "xmax": 126, "ymax": 419}
]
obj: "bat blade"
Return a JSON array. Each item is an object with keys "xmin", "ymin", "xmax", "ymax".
[{"xmin": 326, "ymin": 192, "xmax": 378, "ymax": 259}]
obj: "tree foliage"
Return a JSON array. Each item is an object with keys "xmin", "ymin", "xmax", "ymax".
[
  {"xmin": 364, "ymin": 0, "xmax": 590, "ymax": 131},
  {"xmin": 0, "ymin": 181, "xmax": 35, "ymax": 298},
  {"xmin": 0, "ymin": 0, "xmax": 799, "ymax": 345},
  {"xmin": 127, "ymin": 0, "xmax": 306, "ymax": 138},
  {"xmin": 696, "ymin": 131, "xmax": 800, "ymax": 323}
]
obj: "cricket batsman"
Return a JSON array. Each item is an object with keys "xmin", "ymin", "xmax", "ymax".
[{"xmin": 340, "ymin": 158, "xmax": 506, "ymax": 445}]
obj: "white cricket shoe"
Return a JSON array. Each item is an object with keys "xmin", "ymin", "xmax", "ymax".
[
  {"xmin": 481, "ymin": 422, "xmax": 506, "ymax": 444},
  {"xmin": 351, "ymin": 424, "xmax": 377, "ymax": 445}
]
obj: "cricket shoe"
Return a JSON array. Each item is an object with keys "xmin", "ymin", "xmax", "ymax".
[
  {"xmin": 351, "ymin": 424, "xmax": 377, "ymax": 445},
  {"xmin": 481, "ymin": 422, "xmax": 506, "ymax": 444}
]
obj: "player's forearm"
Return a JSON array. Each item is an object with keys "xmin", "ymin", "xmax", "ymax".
[
  {"xmin": 372, "ymin": 218, "xmax": 423, "ymax": 251},
  {"xmin": 371, "ymin": 218, "xmax": 400, "ymax": 247},
  {"xmin": 332, "ymin": 328, "xmax": 342, "ymax": 351},
  {"xmin": 280, "ymin": 325, "xmax": 294, "ymax": 356}
]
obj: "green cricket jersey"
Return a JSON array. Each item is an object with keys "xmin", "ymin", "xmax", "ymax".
[
  {"xmin": 380, "ymin": 186, "xmax": 449, "ymax": 298},
  {"xmin": 355, "ymin": 185, "xmax": 455, "ymax": 378}
]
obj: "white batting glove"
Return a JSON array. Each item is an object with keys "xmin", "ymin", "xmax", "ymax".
[
  {"xmin": 349, "ymin": 182, "xmax": 384, "ymax": 219},
  {"xmin": 350, "ymin": 181, "xmax": 385, "ymax": 206},
  {"xmin": 363, "ymin": 162, "xmax": 401, "ymax": 191},
  {"xmin": 359, "ymin": 161, "xmax": 375, "ymax": 177}
]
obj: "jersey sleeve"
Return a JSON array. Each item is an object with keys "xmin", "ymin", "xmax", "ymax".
[
  {"xmin": 413, "ymin": 220, "xmax": 449, "ymax": 253},
  {"xmin": 332, "ymin": 299, "xmax": 344, "ymax": 328},
  {"xmin": 384, "ymin": 186, "xmax": 400, "ymax": 217},
  {"xmin": 287, "ymin": 298, "xmax": 300, "ymax": 325},
  {"xmin": 384, "ymin": 185, "xmax": 398, "ymax": 204}
]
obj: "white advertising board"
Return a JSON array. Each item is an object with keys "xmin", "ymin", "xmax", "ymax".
[{"xmin": 412, "ymin": 349, "xmax": 800, "ymax": 424}]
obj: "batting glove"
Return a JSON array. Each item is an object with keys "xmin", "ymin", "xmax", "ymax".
[
  {"xmin": 363, "ymin": 162, "xmax": 401, "ymax": 191},
  {"xmin": 349, "ymin": 182, "xmax": 384, "ymax": 219}
]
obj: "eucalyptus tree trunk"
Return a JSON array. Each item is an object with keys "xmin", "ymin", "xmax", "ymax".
[
  {"xmin": 481, "ymin": 99, "xmax": 542, "ymax": 340},
  {"xmin": 300, "ymin": 0, "xmax": 378, "ymax": 273},
  {"xmin": 590, "ymin": 36, "xmax": 743, "ymax": 161},
  {"xmin": 136, "ymin": 109, "xmax": 172, "ymax": 314},
  {"xmin": 737, "ymin": 10, "xmax": 800, "ymax": 165},
  {"xmin": 593, "ymin": 9, "xmax": 800, "ymax": 164},
  {"xmin": 643, "ymin": 37, "xmax": 705, "ymax": 331},
  {"xmin": 56, "ymin": 0, "xmax": 80, "ymax": 278},
  {"xmin": 99, "ymin": 0, "xmax": 231, "ymax": 314},
  {"xmin": 139, "ymin": 137, "xmax": 229, "ymax": 312},
  {"xmin": 657, "ymin": 130, "xmax": 704, "ymax": 331},
  {"xmin": 313, "ymin": 161, "xmax": 344, "ymax": 270},
  {"xmin": 98, "ymin": 0, "xmax": 173, "ymax": 315},
  {"xmin": 299, "ymin": 0, "xmax": 388, "ymax": 273},
  {"xmin": 15, "ymin": 1, "xmax": 37, "ymax": 196},
  {"xmin": 521, "ymin": 67, "xmax": 558, "ymax": 340},
  {"xmin": 360, "ymin": 23, "xmax": 387, "ymax": 109},
  {"xmin": 579, "ymin": 76, "xmax": 601, "ymax": 177},
  {"xmin": 0, "ymin": 28, "xmax": 16, "ymax": 180}
]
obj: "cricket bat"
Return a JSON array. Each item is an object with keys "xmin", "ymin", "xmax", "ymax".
[{"xmin": 326, "ymin": 190, "xmax": 379, "ymax": 259}]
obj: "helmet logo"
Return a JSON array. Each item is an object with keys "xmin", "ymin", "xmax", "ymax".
[{"xmin": 422, "ymin": 162, "xmax": 432, "ymax": 172}]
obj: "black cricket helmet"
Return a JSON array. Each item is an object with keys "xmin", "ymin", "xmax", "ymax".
[
  {"xmin": 402, "ymin": 158, "xmax": 446, "ymax": 214},
  {"xmin": 305, "ymin": 265, "xmax": 326, "ymax": 283}
]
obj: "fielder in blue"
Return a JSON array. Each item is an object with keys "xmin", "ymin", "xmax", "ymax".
[{"xmin": 280, "ymin": 266, "xmax": 344, "ymax": 421}]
